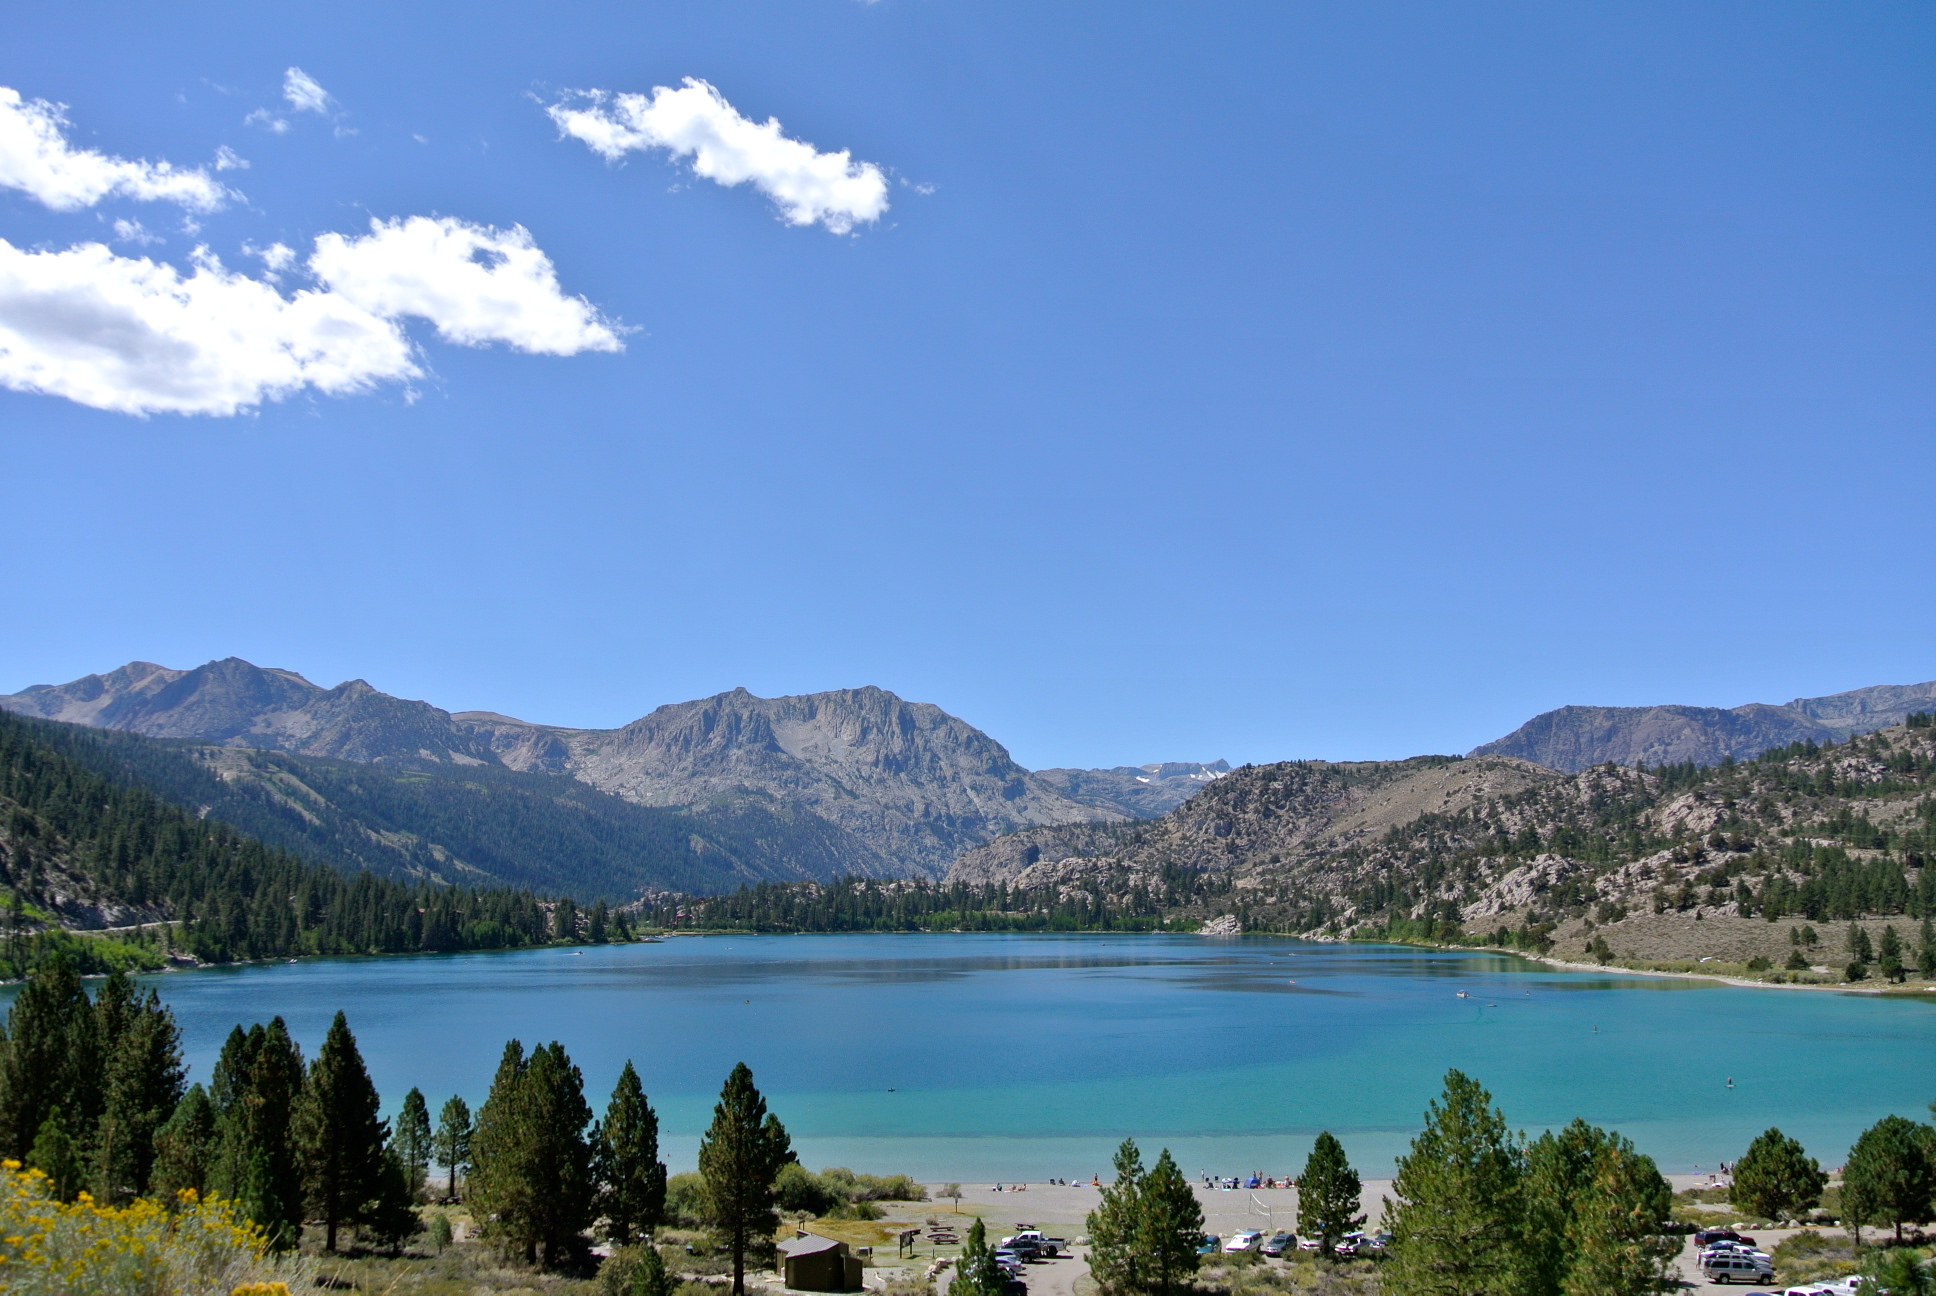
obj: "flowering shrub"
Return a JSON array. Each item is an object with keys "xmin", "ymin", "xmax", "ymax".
[{"xmin": 0, "ymin": 1161, "xmax": 312, "ymax": 1296}]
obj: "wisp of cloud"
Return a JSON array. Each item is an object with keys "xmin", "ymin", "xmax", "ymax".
[
  {"xmin": 0, "ymin": 86, "xmax": 234, "ymax": 212},
  {"xmin": 547, "ymin": 79, "xmax": 889, "ymax": 233}
]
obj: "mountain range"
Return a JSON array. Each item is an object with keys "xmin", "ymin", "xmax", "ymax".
[
  {"xmin": 1471, "ymin": 679, "xmax": 1936, "ymax": 771},
  {"xmin": 0, "ymin": 658, "xmax": 1228, "ymax": 884}
]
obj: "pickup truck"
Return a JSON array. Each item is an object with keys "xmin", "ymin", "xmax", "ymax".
[{"xmin": 1000, "ymin": 1232, "xmax": 1068, "ymax": 1259}]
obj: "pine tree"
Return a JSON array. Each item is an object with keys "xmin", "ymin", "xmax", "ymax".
[
  {"xmin": 1384, "ymin": 1070, "xmax": 1528, "ymax": 1296},
  {"xmin": 0, "ymin": 959, "xmax": 100, "ymax": 1160},
  {"xmin": 697, "ymin": 1062, "xmax": 793, "ymax": 1296},
  {"xmin": 213, "ymin": 1019, "xmax": 306, "ymax": 1249},
  {"xmin": 362, "ymin": 1144, "xmax": 425, "ymax": 1251},
  {"xmin": 296, "ymin": 1011, "xmax": 390, "ymax": 1252},
  {"xmin": 396, "ymin": 1087, "xmax": 434, "ymax": 1203},
  {"xmin": 468, "ymin": 1039, "xmax": 596, "ymax": 1267},
  {"xmin": 1842, "ymin": 1115, "xmax": 1934, "ymax": 1242},
  {"xmin": 631, "ymin": 1240, "xmax": 675, "ymax": 1296},
  {"xmin": 1296, "ymin": 1131, "xmax": 1365, "ymax": 1256},
  {"xmin": 1731, "ymin": 1129, "xmax": 1825, "ymax": 1223},
  {"xmin": 1561, "ymin": 1140, "xmax": 1674, "ymax": 1296},
  {"xmin": 1878, "ymin": 927, "xmax": 1905, "ymax": 982},
  {"xmin": 949, "ymin": 1216, "xmax": 1009, "ymax": 1296},
  {"xmin": 1086, "ymin": 1139, "xmax": 1147, "ymax": 1296},
  {"xmin": 1849, "ymin": 924, "xmax": 1874, "ymax": 964},
  {"xmin": 1139, "ymin": 1149, "xmax": 1204, "ymax": 1296},
  {"xmin": 27, "ymin": 1106, "xmax": 82, "ymax": 1200},
  {"xmin": 151, "ymin": 1084, "xmax": 218, "ymax": 1198},
  {"xmin": 471, "ymin": 1042, "xmax": 537, "ymax": 1261},
  {"xmin": 598, "ymin": 1061, "xmax": 668, "ymax": 1244},
  {"xmin": 90, "ymin": 975, "xmax": 184, "ymax": 1202},
  {"xmin": 433, "ymin": 1094, "xmax": 472, "ymax": 1200}
]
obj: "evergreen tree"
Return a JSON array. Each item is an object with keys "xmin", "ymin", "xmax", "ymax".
[
  {"xmin": 697, "ymin": 1062, "xmax": 793, "ymax": 1296},
  {"xmin": 362, "ymin": 1144, "xmax": 425, "ymax": 1251},
  {"xmin": 1385, "ymin": 1070, "xmax": 1528, "ymax": 1296},
  {"xmin": 949, "ymin": 1216, "xmax": 1009, "ymax": 1296},
  {"xmin": 1731, "ymin": 1129, "xmax": 1825, "ymax": 1223},
  {"xmin": 395, "ymin": 1087, "xmax": 434, "ymax": 1203},
  {"xmin": 1560, "ymin": 1141, "xmax": 1674, "ymax": 1296},
  {"xmin": 212, "ymin": 1018, "xmax": 306, "ymax": 1249},
  {"xmin": 1849, "ymin": 924, "xmax": 1874, "ymax": 964},
  {"xmin": 0, "ymin": 959, "xmax": 100, "ymax": 1160},
  {"xmin": 1525, "ymin": 1120, "xmax": 1618, "ymax": 1296},
  {"xmin": 433, "ymin": 1094, "xmax": 472, "ymax": 1200},
  {"xmin": 1841, "ymin": 1115, "xmax": 1934, "ymax": 1242},
  {"xmin": 1296, "ymin": 1131, "xmax": 1365, "ymax": 1256},
  {"xmin": 295, "ymin": 1011, "xmax": 390, "ymax": 1252},
  {"xmin": 90, "ymin": 973, "xmax": 184, "ymax": 1202},
  {"xmin": 598, "ymin": 1061, "xmax": 668, "ymax": 1244},
  {"xmin": 27, "ymin": 1107, "xmax": 82, "ymax": 1200},
  {"xmin": 470, "ymin": 1042, "xmax": 536, "ymax": 1260},
  {"xmin": 1086, "ymin": 1139, "xmax": 1147, "ymax": 1296},
  {"xmin": 1139, "ymin": 1149, "xmax": 1204, "ymax": 1296},
  {"xmin": 1878, "ymin": 927, "xmax": 1905, "ymax": 982},
  {"xmin": 151, "ymin": 1084, "xmax": 218, "ymax": 1198},
  {"xmin": 631, "ymin": 1240, "xmax": 675, "ymax": 1296},
  {"xmin": 469, "ymin": 1039, "xmax": 596, "ymax": 1267}
]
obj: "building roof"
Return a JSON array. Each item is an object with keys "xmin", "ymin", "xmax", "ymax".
[{"xmin": 779, "ymin": 1235, "xmax": 848, "ymax": 1259}]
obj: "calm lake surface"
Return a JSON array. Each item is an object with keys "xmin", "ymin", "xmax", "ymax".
[{"xmin": 26, "ymin": 933, "xmax": 1936, "ymax": 1181}]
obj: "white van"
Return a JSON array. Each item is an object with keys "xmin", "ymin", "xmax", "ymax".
[{"xmin": 1703, "ymin": 1255, "xmax": 1774, "ymax": 1285}]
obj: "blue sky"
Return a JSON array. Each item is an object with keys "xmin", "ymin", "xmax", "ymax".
[{"xmin": 1, "ymin": 1, "xmax": 1931, "ymax": 769}]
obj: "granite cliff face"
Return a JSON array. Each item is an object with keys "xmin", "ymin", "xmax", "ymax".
[
  {"xmin": 1471, "ymin": 680, "xmax": 1936, "ymax": 772},
  {"xmin": 456, "ymin": 685, "xmax": 1126, "ymax": 876},
  {"xmin": 1, "ymin": 660, "xmax": 1122, "ymax": 876}
]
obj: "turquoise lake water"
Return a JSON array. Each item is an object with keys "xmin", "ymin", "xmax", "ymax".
[{"xmin": 20, "ymin": 933, "xmax": 1934, "ymax": 1182}]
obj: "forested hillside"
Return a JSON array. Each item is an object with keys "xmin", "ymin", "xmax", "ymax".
[
  {"xmin": 0, "ymin": 714, "xmax": 880, "ymax": 899},
  {"xmin": 0, "ymin": 711, "xmax": 610, "ymax": 976}
]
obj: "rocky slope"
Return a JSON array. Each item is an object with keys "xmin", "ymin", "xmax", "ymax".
[
  {"xmin": 1031, "ymin": 760, "xmax": 1231, "ymax": 818},
  {"xmin": 1, "ymin": 660, "xmax": 1124, "ymax": 876},
  {"xmin": 951, "ymin": 720, "xmax": 1936, "ymax": 975},
  {"xmin": 1472, "ymin": 679, "xmax": 1936, "ymax": 771}
]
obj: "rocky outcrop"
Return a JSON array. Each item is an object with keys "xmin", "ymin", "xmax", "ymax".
[{"xmin": 1471, "ymin": 679, "xmax": 1936, "ymax": 772}]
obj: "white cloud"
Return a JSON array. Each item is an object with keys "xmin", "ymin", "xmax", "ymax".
[
  {"xmin": 214, "ymin": 145, "xmax": 248, "ymax": 171},
  {"xmin": 283, "ymin": 68, "xmax": 332, "ymax": 115},
  {"xmin": 244, "ymin": 108, "xmax": 289, "ymax": 134},
  {"xmin": 0, "ymin": 87, "xmax": 234, "ymax": 212},
  {"xmin": 311, "ymin": 216, "xmax": 622, "ymax": 354},
  {"xmin": 0, "ymin": 219, "xmax": 620, "ymax": 416},
  {"xmin": 0, "ymin": 239, "xmax": 414, "ymax": 415},
  {"xmin": 547, "ymin": 79, "xmax": 889, "ymax": 233},
  {"xmin": 111, "ymin": 218, "xmax": 162, "ymax": 246}
]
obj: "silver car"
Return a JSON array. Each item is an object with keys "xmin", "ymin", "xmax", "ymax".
[{"xmin": 1704, "ymin": 1255, "xmax": 1774, "ymax": 1285}]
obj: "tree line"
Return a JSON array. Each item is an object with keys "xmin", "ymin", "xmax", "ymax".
[
  {"xmin": 0, "ymin": 709, "xmax": 628, "ymax": 976},
  {"xmin": 642, "ymin": 872, "xmax": 1224, "ymax": 934}
]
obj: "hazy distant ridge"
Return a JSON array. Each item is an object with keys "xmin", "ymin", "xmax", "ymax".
[{"xmin": 1471, "ymin": 680, "xmax": 1936, "ymax": 772}]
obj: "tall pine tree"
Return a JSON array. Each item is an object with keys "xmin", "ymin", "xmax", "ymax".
[
  {"xmin": 1384, "ymin": 1070, "xmax": 1528, "ymax": 1296},
  {"xmin": 295, "ymin": 1011, "xmax": 389, "ymax": 1252},
  {"xmin": 395, "ymin": 1087, "xmax": 434, "ymax": 1203},
  {"xmin": 1086, "ymin": 1139, "xmax": 1147, "ymax": 1296},
  {"xmin": 433, "ymin": 1094, "xmax": 473, "ymax": 1200},
  {"xmin": 210, "ymin": 1018, "xmax": 306, "ymax": 1249},
  {"xmin": 0, "ymin": 959, "xmax": 100, "ymax": 1160},
  {"xmin": 1138, "ymin": 1149, "xmax": 1204, "ymax": 1296},
  {"xmin": 469, "ymin": 1039, "xmax": 596, "ymax": 1267},
  {"xmin": 151, "ymin": 1084, "xmax": 218, "ymax": 1198},
  {"xmin": 1731, "ymin": 1129, "xmax": 1825, "ymax": 1223},
  {"xmin": 697, "ymin": 1062, "xmax": 793, "ymax": 1296},
  {"xmin": 1296, "ymin": 1132, "xmax": 1364, "ymax": 1256},
  {"xmin": 598, "ymin": 1061, "xmax": 668, "ymax": 1244},
  {"xmin": 89, "ymin": 972, "xmax": 184, "ymax": 1203}
]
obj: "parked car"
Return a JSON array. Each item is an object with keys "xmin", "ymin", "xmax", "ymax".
[
  {"xmin": 1298, "ymin": 1237, "xmax": 1323, "ymax": 1252},
  {"xmin": 1198, "ymin": 1235, "xmax": 1223, "ymax": 1255},
  {"xmin": 1261, "ymin": 1232, "xmax": 1296, "ymax": 1257},
  {"xmin": 1364, "ymin": 1232, "xmax": 1394, "ymax": 1252},
  {"xmin": 1697, "ymin": 1229, "xmax": 1757, "ymax": 1247},
  {"xmin": 1335, "ymin": 1232, "xmax": 1369, "ymax": 1258},
  {"xmin": 1225, "ymin": 1231, "xmax": 1265, "ymax": 1254},
  {"xmin": 1702, "ymin": 1254, "xmax": 1774, "ymax": 1285}
]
